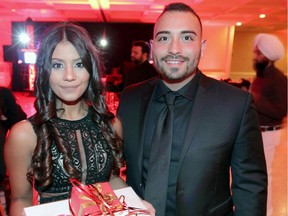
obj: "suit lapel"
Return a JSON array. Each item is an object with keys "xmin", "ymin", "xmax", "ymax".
[
  {"xmin": 178, "ymin": 73, "xmax": 215, "ymax": 170},
  {"xmin": 137, "ymin": 80, "xmax": 158, "ymax": 175}
]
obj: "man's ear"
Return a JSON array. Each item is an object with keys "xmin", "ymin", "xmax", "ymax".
[
  {"xmin": 149, "ymin": 39, "xmax": 154, "ymax": 59},
  {"xmin": 200, "ymin": 39, "xmax": 207, "ymax": 58}
]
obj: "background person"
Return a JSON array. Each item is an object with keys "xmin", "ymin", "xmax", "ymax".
[
  {"xmin": 4, "ymin": 22, "xmax": 126, "ymax": 216},
  {"xmin": 0, "ymin": 86, "xmax": 27, "ymax": 214},
  {"xmin": 0, "ymin": 87, "xmax": 27, "ymax": 182},
  {"xmin": 122, "ymin": 40, "xmax": 158, "ymax": 88},
  {"xmin": 250, "ymin": 33, "xmax": 287, "ymax": 216},
  {"xmin": 117, "ymin": 2, "xmax": 267, "ymax": 215}
]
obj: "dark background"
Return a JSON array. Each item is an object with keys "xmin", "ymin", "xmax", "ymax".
[{"xmin": 4, "ymin": 21, "xmax": 154, "ymax": 91}]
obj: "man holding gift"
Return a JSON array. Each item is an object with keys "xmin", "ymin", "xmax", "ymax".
[{"xmin": 117, "ymin": 2, "xmax": 267, "ymax": 216}]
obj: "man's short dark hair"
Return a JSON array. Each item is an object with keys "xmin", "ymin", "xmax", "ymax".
[
  {"xmin": 132, "ymin": 40, "xmax": 150, "ymax": 55},
  {"xmin": 158, "ymin": 2, "xmax": 202, "ymax": 31}
]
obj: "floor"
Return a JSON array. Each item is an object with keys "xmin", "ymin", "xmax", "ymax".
[
  {"xmin": 11, "ymin": 91, "xmax": 288, "ymax": 216},
  {"xmin": 271, "ymin": 120, "xmax": 287, "ymax": 216}
]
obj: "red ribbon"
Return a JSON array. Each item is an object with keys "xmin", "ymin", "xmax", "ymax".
[{"xmin": 69, "ymin": 178, "xmax": 150, "ymax": 216}]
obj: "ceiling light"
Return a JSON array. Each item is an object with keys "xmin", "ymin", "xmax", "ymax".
[
  {"xmin": 99, "ymin": 38, "xmax": 108, "ymax": 47},
  {"xmin": 99, "ymin": 0, "xmax": 110, "ymax": 9},
  {"xmin": 236, "ymin": 22, "xmax": 242, "ymax": 26},
  {"xmin": 19, "ymin": 33, "xmax": 30, "ymax": 44},
  {"xmin": 259, "ymin": 14, "xmax": 266, "ymax": 19},
  {"xmin": 89, "ymin": 0, "xmax": 99, "ymax": 9}
]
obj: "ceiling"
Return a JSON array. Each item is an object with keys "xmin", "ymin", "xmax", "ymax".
[{"xmin": 0, "ymin": 0, "xmax": 287, "ymax": 32}]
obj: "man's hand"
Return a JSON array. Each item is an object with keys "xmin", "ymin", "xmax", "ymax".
[{"xmin": 141, "ymin": 200, "xmax": 156, "ymax": 216}]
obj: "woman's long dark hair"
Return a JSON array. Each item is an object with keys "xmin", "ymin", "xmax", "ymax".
[{"xmin": 27, "ymin": 22, "xmax": 124, "ymax": 187}]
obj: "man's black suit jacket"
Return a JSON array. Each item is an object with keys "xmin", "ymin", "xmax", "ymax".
[{"xmin": 117, "ymin": 70, "xmax": 267, "ymax": 216}]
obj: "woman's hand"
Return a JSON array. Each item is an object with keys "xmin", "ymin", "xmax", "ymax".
[{"xmin": 141, "ymin": 200, "xmax": 156, "ymax": 216}]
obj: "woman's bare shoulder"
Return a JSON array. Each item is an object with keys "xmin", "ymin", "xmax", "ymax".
[{"xmin": 6, "ymin": 119, "xmax": 37, "ymax": 150}]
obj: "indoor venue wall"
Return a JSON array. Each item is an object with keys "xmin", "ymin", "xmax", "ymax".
[
  {"xmin": 199, "ymin": 25, "xmax": 235, "ymax": 79},
  {"xmin": 0, "ymin": 21, "xmax": 12, "ymax": 88}
]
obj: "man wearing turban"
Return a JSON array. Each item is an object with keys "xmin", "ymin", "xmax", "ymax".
[{"xmin": 250, "ymin": 33, "xmax": 287, "ymax": 216}]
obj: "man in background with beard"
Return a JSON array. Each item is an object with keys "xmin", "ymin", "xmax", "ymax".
[
  {"xmin": 250, "ymin": 33, "xmax": 287, "ymax": 216},
  {"xmin": 122, "ymin": 40, "xmax": 158, "ymax": 88}
]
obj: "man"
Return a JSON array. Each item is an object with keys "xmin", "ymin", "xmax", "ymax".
[
  {"xmin": 122, "ymin": 40, "xmax": 158, "ymax": 88},
  {"xmin": 117, "ymin": 2, "xmax": 267, "ymax": 216},
  {"xmin": 250, "ymin": 33, "xmax": 287, "ymax": 216}
]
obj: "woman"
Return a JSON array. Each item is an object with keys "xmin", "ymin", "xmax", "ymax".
[{"xmin": 4, "ymin": 22, "xmax": 126, "ymax": 216}]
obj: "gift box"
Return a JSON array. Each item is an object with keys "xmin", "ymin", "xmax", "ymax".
[
  {"xmin": 69, "ymin": 178, "xmax": 124, "ymax": 215},
  {"xmin": 23, "ymin": 179, "xmax": 150, "ymax": 216},
  {"xmin": 22, "ymin": 199, "xmax": 70, "ymax": 216}
]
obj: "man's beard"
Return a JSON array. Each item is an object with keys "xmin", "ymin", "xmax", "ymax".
[
  {"xmin": 253, "ymin": 60, "xmax": 269, "ymax": 77},
  {"xmin": 132, "ymin": 57, "xmax": 143, "ymax": 65}
]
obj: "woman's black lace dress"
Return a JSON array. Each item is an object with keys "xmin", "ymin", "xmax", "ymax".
[{"xmin": 29, "ymin": 110, "xmax": 113, "ymax": 204}]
